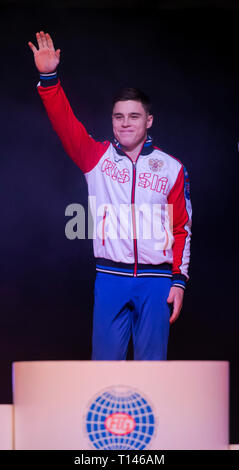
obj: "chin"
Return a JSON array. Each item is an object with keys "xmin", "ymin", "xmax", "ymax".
[{"xmin": 119, "ymin": 138, "xmax": 136, "ymax": 149}]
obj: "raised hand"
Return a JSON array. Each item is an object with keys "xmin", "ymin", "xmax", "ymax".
[{"xmin": 28, "ymin": 31, "xmax": 61, "ymax": 74}]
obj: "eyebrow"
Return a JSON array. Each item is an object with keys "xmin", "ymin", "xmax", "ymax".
[{"xmin": 112, "ymin": 112, "xmax": 142, "ymax": 117}]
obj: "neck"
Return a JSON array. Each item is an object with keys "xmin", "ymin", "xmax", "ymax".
[{"xmin": 121, "ymin": 137, "xmax": 146, "ymax": 162}]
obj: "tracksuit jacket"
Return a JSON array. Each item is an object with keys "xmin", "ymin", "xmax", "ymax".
[{"xmin": 37, "ymin": 71, "xmax": 192, "ymax": 290}]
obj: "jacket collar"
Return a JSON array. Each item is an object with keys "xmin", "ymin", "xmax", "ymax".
[{"xmin": 113, "ymin": 134, "xmax": 154, "ymax": 156}]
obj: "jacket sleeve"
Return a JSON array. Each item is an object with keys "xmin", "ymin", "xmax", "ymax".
[
  {"xmin": 37, "ymin": 72, "xmax": 110, "ymax": 173},
  {"xmin": 167, "ymin": 165, "xmax": 192, "ymax": 290}
]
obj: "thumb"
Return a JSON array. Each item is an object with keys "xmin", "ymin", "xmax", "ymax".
[
  {"xmin": 167, "ymin": 288, "xmax": 174, "ymax": 304},
  {"xmin": 56, "ymin": 49, "xmax": 61, "ymax": 59},
  {"xmin": 167, "ymin": 287, "xmax": 174, "ymax": 304}
]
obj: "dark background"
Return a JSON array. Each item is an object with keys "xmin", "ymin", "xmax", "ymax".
[{"xmin": 1, "ymin": 0, "xmax": 238, "ymax": 442}]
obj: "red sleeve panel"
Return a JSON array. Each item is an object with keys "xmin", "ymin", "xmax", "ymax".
[
  {"xmin": 168, "ymin": 165, "xmax": 192, "ymax": 282},
  {"xmin": 37, "ymin": 79, "xmax": 110, "ymax": 173}
]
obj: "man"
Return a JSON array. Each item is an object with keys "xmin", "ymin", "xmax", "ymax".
[{"xmin": 28, "ymin": 31, "xmax": 192, "ymax": 360}]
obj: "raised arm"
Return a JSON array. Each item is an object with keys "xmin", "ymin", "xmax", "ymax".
[{"xmin": 28, "ymin": 31, "xmax": 109, "ymax": 173}]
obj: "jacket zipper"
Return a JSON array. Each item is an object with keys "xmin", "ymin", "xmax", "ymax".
[
  {"xmin": 131, "ymin": 161, "xmax": 138, "ymax": 276},
  {"xmin": 122, "ymin": 139, "xmax": 146, "ymax": 277},
  {"xmin": 102, "ymin": 205, "xmax": 107, "ymax": 246}
]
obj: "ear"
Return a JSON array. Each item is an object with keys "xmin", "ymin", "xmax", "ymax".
[{"xmin": 146, "ymin": 114, "xmax": 153, "ymax": 129}]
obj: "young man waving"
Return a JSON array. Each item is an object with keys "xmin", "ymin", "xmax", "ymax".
[{"xmin": 28, "ymin": 31, "xmax": 192, "ymax": 360}]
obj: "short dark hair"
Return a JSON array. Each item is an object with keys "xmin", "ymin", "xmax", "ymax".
[{"xmin": 112, "ymin": 87, "xmax": 152, "ymax": 115}]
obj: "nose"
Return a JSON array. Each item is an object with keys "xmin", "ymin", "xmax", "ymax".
[{"xmin": 122, "ymin": 116, "xmax": 130, "ymax": 127}]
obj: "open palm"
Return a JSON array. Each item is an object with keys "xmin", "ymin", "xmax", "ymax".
[{"xmin": 28, "ymin": 31, "xmax": 60, "ymax": 74}]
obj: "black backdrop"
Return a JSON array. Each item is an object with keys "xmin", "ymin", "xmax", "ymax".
[{"xmin": 1, "ymin": 2, "xmax": 238, "ymax": 442}]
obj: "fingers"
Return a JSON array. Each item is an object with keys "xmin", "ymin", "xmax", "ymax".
[
  {"xmin": 35, "ymin": 31, "xmax": 49, "ymax": 49},
  {"xmin": 28, "ymin": 41, "xmax": 37, "ymax": 53},
  {"xmin": 40, "ymin": 31, "xmax": 48, "ymax": 47},
  {"xmin": 45, "ymin": 33, "xmax": 55, "ymax": 50},
  {"xmin": 169, "ymin": 307, "xmax": 180, "ymax": 324},
  {"xmin": 167, "ymin": 286, "xmax": 184, "ymax": 324},
  {"xmin": 168, "ymin": 294, "xmax": 182, "ymax": 323},
  {"xmin": 168, "ymin": 295, "xmax": 182, "ymax": 324},
  {"xmin": 36, "ymin": 31, "xmax": 42, "ymax": 48},
  {"xmin": 167, "ymin": 293, "xmax": 173, "ymax": 304}
]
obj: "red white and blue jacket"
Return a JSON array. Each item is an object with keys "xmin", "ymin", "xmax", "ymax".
[{"xmin": 37, "ymin": 72, "xmax": 192, "ymax": 290}]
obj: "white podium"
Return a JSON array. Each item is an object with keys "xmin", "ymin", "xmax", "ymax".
[
  {"xmin": 0, "ymin": 405, "xmax": 13, "ymax": 450},
  {"xmin": 12, "ymin": 361, "xmax": 229, "ymax": 450}
]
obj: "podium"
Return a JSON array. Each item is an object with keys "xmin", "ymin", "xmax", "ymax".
[
  {"xmin": 12, "ymin": 361, "xmax": 229, "ymax": 450},
  {"xmin": 0, "ymin": 405, "xmax": 13, "ymax": 450}
]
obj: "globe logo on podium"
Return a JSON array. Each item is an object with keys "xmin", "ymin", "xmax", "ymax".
[{"xmin": 85, "ymin": 386, "xmax": 155, "ymax": 450}]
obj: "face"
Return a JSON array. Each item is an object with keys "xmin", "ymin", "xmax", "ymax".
[{"xmin": 112, "ymin": 100, "xmax": 153, "ymax": 151}]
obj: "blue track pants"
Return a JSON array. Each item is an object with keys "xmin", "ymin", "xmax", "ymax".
[{"xmin": 91, "ymin": 273, "xmax": 172, "ymax": 360}]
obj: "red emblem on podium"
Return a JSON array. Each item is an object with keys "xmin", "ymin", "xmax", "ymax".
[{"xmin": 105, "ymin": 412, "xmax": 136, "ymax": 435}]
